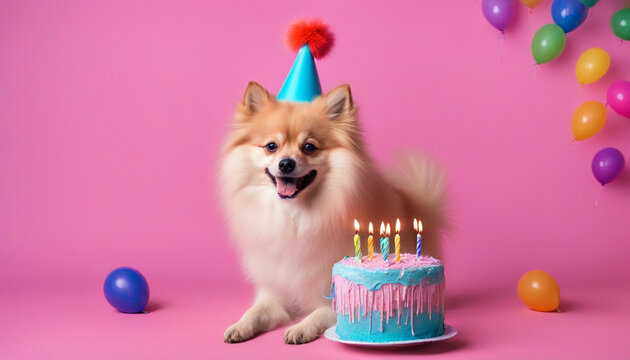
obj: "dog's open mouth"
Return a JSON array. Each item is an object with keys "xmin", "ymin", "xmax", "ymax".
[{"xmin": 265, "ymin": 169, "xmax": 317, "ymax": 199}]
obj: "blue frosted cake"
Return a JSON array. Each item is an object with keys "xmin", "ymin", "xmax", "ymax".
[{"xmin": 331, "ymin": 253, "xmax": 445, "ymax": 343}]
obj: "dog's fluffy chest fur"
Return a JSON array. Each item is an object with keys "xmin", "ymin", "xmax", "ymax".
[{"xmin": 225, "ymin": 188, "xmax": 351, "ymax": 315}]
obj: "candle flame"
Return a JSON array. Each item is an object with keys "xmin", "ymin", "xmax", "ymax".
[
  {"xmin": 418, "ymin": 219, "xmax": 423, "ymax": 233},
  {"xmin": 414, "ymin": 218, "xmax": 418, "ymax": 232},
  {"xmin": 369, "ymin": 222, "xmax": 374, "ymax": 235},
  {"xmin": 395, "ymin": 218, "xmax": 400, "ymax": 233},
  {"xmin": 386, "ymin": 223, "xmax": 391, "ymax": 236},
  {"xmin": 380, "ymin": 222, "xmax": 385, "ymax": 236},
  {"xmin": 354, "ymin": 219, "xmax": 360, "ymax": 233}
]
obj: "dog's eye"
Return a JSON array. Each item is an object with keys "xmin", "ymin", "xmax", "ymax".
[
  {"xmin": 265, "ymin": 142, "xmax": 278, "ymax": 153},
  {"xmin": 302, "ymin": 143, "xmax": 318, "ymax": 154}
]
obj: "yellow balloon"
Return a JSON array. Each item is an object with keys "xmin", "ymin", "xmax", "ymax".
[
  {"xmin": 519, "ymin": 0, "xmax": 543, "ymax": 9},
  {"xmin": 518, "ymin": 270, "xmax": 560, "ymax": 312},
  {"xmin": 575, "ymin": 48, "xmax": 610, "ymax": 85},
  {"xmin": 571, "ymin": 101, "xmax": 607, "ymax": 141}
]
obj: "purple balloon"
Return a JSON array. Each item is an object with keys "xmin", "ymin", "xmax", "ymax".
[
  {"xmin": 482, "ymin": 0, "xmax": 515, "ymax": 32},
  {"xmin": 592, "ymin": 148, "xmax": 625, "ymax": 185},
  {"xmin": 607, "ymin": 80, "xmax": 630, "ymax": 119}
]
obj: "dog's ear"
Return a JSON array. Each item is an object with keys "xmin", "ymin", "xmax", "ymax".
[
  {"xmin": 241, "ymin": 81, "xmax": 273, "ymax": 115},
  {"xmin": 323, "ymin": 85, "xmax": 354, "ymax": 121}
]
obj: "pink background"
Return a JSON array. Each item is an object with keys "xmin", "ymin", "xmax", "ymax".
[{"xmin": 2, "ymin": 0, "xmax": 629, "ymax": 358}]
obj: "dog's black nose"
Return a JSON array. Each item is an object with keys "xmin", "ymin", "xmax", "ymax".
[{"xmin": 278, "ymin": 158, "xmax": 296, "ymax": 175}]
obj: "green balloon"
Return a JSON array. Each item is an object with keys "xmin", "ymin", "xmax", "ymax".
[
  {"xmin": 531, "ymin": 24, "xmax": 566, "ymax": 65},
  {"xmin": 579, "ymin": 0, "xmax": 598, "ymax": 7},
  {"xmin": 611, "ymin": 8, "xmax": 630, "ymax": 41}
]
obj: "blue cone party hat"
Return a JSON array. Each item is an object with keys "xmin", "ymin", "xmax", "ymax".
[{"xmin": 277, "ymin": 19, "xmax": 334, "ymax": 103}]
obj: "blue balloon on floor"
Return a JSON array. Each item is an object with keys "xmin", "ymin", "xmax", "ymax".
[
  {"xmin": 551, "ymin": 0, "xmax": 588, "ymax": 33},
  {"xmin": 104, "ymin": 267, "xmax": 150, "ymax": 313}
]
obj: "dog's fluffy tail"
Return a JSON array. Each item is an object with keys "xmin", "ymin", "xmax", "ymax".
[{"xmin": 386, "ymin": 151, "xmax": 450, "ymax": 258}]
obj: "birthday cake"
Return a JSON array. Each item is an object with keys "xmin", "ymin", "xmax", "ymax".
[{"xmin": 331, "ymin": 253, "xmax": 445, "ymax": 343}]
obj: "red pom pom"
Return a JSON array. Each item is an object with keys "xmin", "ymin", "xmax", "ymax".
[{"xmin": 286, "ymin": 19, "xmax": 334, "ymax": 59}]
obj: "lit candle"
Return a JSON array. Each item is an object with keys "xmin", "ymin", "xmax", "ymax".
[
  {"xmin": 368, "ymin": 222, "xmax": 374, "ymax": 261},
  {"xmin": 380, "ymin": 222, "xmax": 389, "ymax": 262},
  {"xmin": 382, "ymin": 223, "xmax": 391, "ymax": 262},
  {"xmin": 414, "ymin": 218, "xmax": 423, "ymax": 258},
  {"xmin": 353, "ymin": 219, "xmax": 361, "ymax": 262},
  {"xmin": 395, "ymin": 218, "xmax": 401, "ymax": 262}
]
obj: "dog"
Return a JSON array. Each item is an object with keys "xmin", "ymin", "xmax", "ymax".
[{"xmin": 220, "ymin": 81, "xmax": 448, "ymax": 344}]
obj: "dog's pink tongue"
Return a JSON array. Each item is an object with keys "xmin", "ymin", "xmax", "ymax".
[{"xmin": 277, "ymin": 178, "xmax": 298, "ymax": 197}]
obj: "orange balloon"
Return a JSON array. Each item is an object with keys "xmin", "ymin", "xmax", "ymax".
[
  {"xmin": 571, "ymin": 101, "xmax": 607, "ymax": 141},
  {"xmin": 517, "ymin": 270, "xmax": 560, "ymax": 312},
  {"xmin": 519, "ymin": 0, "xmax": 543, "ymax": 9}
]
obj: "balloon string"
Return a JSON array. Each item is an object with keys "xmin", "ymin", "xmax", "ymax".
[
  {"xmin": 497, "ymin": 31, "xmax": 505, "ymax": 63},
  {"xmin": 532, "ymin": 63, "xmax": 539, "ymax": 83},
  {"xmin": 595, "ymin": 185, "xmax": 604, "ymax": 207},
  {"xmin": 569, "ymin": 138, "xmax": 575, "ymax": 146},
  {"xmin": 579, "ymin": 84, "xmax": 583, "ymax": 99}
]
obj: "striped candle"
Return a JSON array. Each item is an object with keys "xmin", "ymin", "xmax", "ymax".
[
  {"xmin": 382, "ymin": 223, "xmax": 391, "ymax": 262},
  {"xmin": 394, "ymin": 218, "xmax": 401, "ymax": 262},
  {"xmin": 353, "ymin": 219, "xmax": 361, "ymax": 262},
  {"xmin": 414, "ymin": 218, "xmax": 423, "ymax": 258},
  {"xmin": 379, "ymin": 222, "xmax": 389, "ymax": 262},
  {"xmin": 368, "ymin": 222, "xmax": 374, "ymax": 261}
]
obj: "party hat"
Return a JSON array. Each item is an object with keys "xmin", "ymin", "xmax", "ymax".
[{"xmin": 277, "ymin": 19, "xmax": 334, "ymax": 102}]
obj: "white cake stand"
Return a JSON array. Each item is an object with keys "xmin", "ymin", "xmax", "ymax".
[{"xmin": 323, "ymin": 324, "xmax": 457, "ymax": 348}]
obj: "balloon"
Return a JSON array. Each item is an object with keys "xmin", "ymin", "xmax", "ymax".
[
  {"xmin": 520, "ymin": 0, "xmax": 543, "ymax": 9},
  {"xmin": 571, "ymin": 101, "xmax": 607, "ymax": 140},
  {"xmin": 517, "ymin": 270, "xmax": 560, "ymax": 312},
  {"xmin": 607, "ymin": 80, "xmax": 630, "ymax": 119},
  {"xmin": 579, "ymin": 0, "xmax": 598, "ymax": 7},
  {"xmin": 575, "ymin": 48, "xmax": 610, "ymax": 85},
  {"xmin": 104, "ymin": 267, "xmax": 150, "ymax": 313},
  {"xmin": 482, "ymin": 0, "xmax": 515, "ymax": 32},
  {"xmin": 611, "ymin": 8, "xmax": 630, "ymax": 41},
  {"xmin": 551, "ymin": 0, "xmax": 588, "ymax": 33},
  {"xmin": 592, "ymin": 148, "xmax": 625, "ymax": 185},
  {"xmin": 531, "ymin": 24, "xmax": 566, "ymax": 64}
]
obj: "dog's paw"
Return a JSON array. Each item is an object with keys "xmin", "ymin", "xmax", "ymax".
[
  {"xmin": 283, "ymin": 323, "xmax": 321, "ymax": 345},
  {"xmin": 224, "ymin": 322, "xmax": 255, "ymax": 343}
]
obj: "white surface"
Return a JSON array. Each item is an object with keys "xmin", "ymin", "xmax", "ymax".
[{"xmin": 323, "ymin": 324, "xmax": 458, "ymax": 347}]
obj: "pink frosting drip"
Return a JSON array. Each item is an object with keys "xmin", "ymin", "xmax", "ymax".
[
  {"xmin": 337, "ymin": 253, "xmax": 442, "ymax": 270},
  {"xmin": 333, "ymin": 275, "xmax": 445, "ymax": 334}
]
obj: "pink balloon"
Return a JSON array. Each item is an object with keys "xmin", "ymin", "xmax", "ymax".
[{"xmin": 607, "ymin": 80, "xmax": 630, "ymax": 119}]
